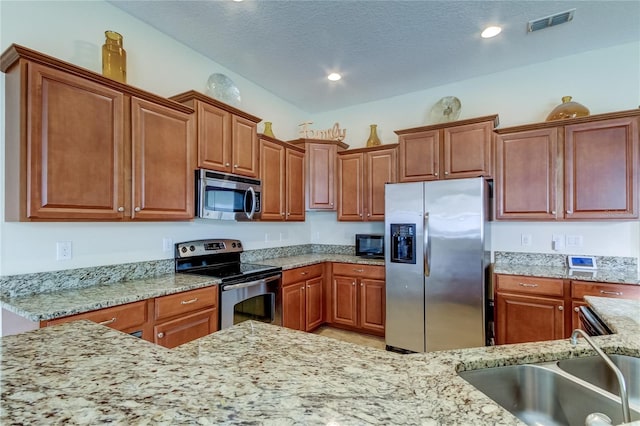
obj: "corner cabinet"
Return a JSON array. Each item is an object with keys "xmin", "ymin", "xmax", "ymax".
[
  {"xmin": 1, "ymin": 44, "xmax": 195, "ymax": 221},
  {"xmin": 170, "ymin": 90, "xmax": 261, "ymax": 178},
  {"xmin": 495, "ymin": 110, "xmax": 639, "ymax": 220},
  {"xmin": 330, "ymin": 263, "xmax": 385, "ymax": 336},
  {"xmin": 337, "ymin": 145, "xmax": 397, "ymax": 221},
  {"xmin": 395, "ymin": 115, "xmax": 498, "ymax": 182},
  {"xmin": 281, "ymin": 263, "xmax": 325, "ymax": 332},
  {"xmin": 288, "ymin": 139, "xmax": 349, "ymax": 211},
  {"xmin": 259, "ymin": 136, "xmax": 305, "ymax": 221}
]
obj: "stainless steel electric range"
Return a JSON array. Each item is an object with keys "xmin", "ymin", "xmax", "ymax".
[{"xmin": 175, "ymin": 239, "xmax": 282, "ymax": 329}]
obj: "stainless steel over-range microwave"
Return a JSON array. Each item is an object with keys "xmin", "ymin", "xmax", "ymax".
[{"xmin": 195, "ymin": 169, "xmax": 262, "ymax": 221}]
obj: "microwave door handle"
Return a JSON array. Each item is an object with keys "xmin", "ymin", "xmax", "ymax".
[
  {"xmin": 245, "ymin": 186, "xmax": 256, "ymax": 219},
  {"xmin": 424, "ymin": 212, "xmax": 430, "ymax": 277}
]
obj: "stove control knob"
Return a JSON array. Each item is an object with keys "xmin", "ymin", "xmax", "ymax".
[
  {"xmin": 232, "ymin": 242, "xmax": 236, "ymax": 248},
  {"xmin": 181, "ymin": 247, "xmax": 187, "ymax": 253},
  {"xmin": 237, "ymin": 242, "xmax": 242, "ymax": 248},
  {"xmin": 189, "ymin": 245, "xmax": 195, "ymax": 252}
]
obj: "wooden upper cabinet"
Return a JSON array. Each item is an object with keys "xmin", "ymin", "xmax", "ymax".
[
  {"xmin": 564, "ymin": 117, "xmax": 638, "ymax": 219},
  {"xmin": 495, "ymin": 110, "xmax": 640, "ymax": 221},
  {"xmin": 396, "ymin": 115, "xmax": 498, "ymax": 182},
  {"xmin": 495, "ymin": 128, "xmax": 559, "ymax": 220},
  {"xmin": 288, "ymin": 139, "xmax": 349, "ymax": 211},
  {"xmin": 170, "ymin": 90, "xmax": 261, "ymax": 178},
  {"xmin": 1, "ymin": 45, "xmax": 195, "ymax": 222},
  {"xmin": 338, "ymin": 145, "xmax": 397, "ymax": 221},
  {"xmin": 130, "ymin": 97, "xmax": 195, "ymax": 220},
  {"xmin": 259, "ymin": 137, "xmax": 305, "ymax": 221}
]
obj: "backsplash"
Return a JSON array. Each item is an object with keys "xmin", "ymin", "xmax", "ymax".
[
  {"xmin": 1, "ymin": 244, "xmax": 353, "ymax": 299},
  {"xmin": 494, "ymin": 251, "xmax": 637, "ymax": 270}
]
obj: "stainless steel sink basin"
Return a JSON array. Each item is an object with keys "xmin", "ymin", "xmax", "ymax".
[
  {"xmin": 459, "ymin": 364, "xmax": 640, "ymax": 426},
  {"xmin": 557, "ymin": 355, "xmax": 640, "ymax": 407}
]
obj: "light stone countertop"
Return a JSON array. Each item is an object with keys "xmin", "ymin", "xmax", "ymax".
[
  {"xmin": 2, "ymin": 307, "xmax": 639, "ymax": 425},
  {"xmin": 493, "ymin": 263, "xmax": 640, "ymax": 285},
  {"xmin": 0, "ymin": 255, "xmax": 382, "ymax": 322},
  {"xmin": 585, "ymin": 296, "xmax": 640, "ymax": 334}
]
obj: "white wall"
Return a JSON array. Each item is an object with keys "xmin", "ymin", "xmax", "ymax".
[{"xmin": 1, "ymin": 1, "xmax": 638, "ymax": 277}]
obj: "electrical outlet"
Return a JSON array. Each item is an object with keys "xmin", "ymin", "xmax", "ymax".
[
  {"xmin": 162, "ymin": 237, "xmax": 173, "ymax": 252},
  {"xmin": 521, "ymin": 234, "xmax": 532, "ymax": 246},
  {"xmin": 56, "ymin": 241, "xmax": 72, "ymax": 261},
  {"xmin": 566, "ymin": 235, "xmax": 583, "ymax": 247}
]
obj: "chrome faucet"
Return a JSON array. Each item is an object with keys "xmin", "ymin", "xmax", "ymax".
[{"xmin": 571, "ymin": 329, "xmax": 630, "ymax": 424}]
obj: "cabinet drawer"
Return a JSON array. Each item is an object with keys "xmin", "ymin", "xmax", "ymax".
[
  {"xmin": 45, "ymin": 300, "xmax": 147, "ymax": 331},
  {"xmin": 154, "ymin": 307, "xmax": 217, "ymax": 349},
  {"xmin": 282, "ymin": 263, "xmax": 324, "ymax": 285},
  {"xmin": 332, "ymin": 263, "xmax": 385, "ymax": 279},
  {"xmin": 155, "ymin": 287, "xmax": 218, "ymax": 321},
  {"xmin": 571, "ymin": 281, "xmax": 640, "ymax": 300},
  {"xmin": 496, "ymin": 275, "xmax": 564, "ymax": 297}
]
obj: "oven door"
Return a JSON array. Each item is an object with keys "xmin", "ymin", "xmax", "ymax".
[
  {"xmin": 220, "ymin": 274, "xmax": 281, "ymax": 329},
  {"xmin": 197, "ymin": 170, "xmax": 262, "ymax": 221}
]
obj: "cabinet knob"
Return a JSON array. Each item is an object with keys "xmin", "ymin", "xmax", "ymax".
[
  {"xmin": 286, "ymin": 212, "xmax": 290, "ymax": 216},
  {"xmin": 301, "ymin": 287, "xmax": 305, "ymax": 291},
  {"xmin": 225, "ymin": 162, "xmax": 230, "ymax": 167},
  {"xmin": 330, "ymin": 203, "xmax": 334, "ymax": 206},
  {"xmin": 558, "ymin": 306, "xmax": 564, "ymax": 311},
  {"xmin": 134, "ymin": 207, "xmax": 141, "ymax": 212},
  {"xmin": 359, "ymin": 213, "xmax": 363, "ymax": 217},
  {"xmin": 360, "ymin": 283, "xmax": 364, "ymax": 287},
  {"xmin": 352, "ymin": 282, "xmax": 356, "ymax": 286},
  {"xmin": 551, "ymin": 210, "xmax": 556, "ymax": 215},
  {"xmin": 157, "ymin": 332, "xmax": 165, "ymax": 338},
  {"xmin": 234, "ymin": 164, "xmax": 238, "ymax": 168},
  {"xmin": 566, "ymin": 210, "xmax": 573, "ymax": 214},
  {"xmin": 574, "ymin": 307, "xmax": 580, "ymax": 312},
  {"xmin": 307, "ymin": 285, "xmax": 311, "ymax": 288},
  {"xmin": 434, "ymin": 172, "xmax": 438, "ymax": 177},
  {"xmin": 367, "ymin": 213, "xmax": 371, "ymax": 217},
  {"xmin": 281, "ymin": 212, "xmax": 285, "ymax": 216},
  {"xmin": 444, "ymin": 171, "xmax": 449, "ymax": 175},
  {"xmin": 117, "ymin": 207, "xmax": 125, "ymax": 212}
]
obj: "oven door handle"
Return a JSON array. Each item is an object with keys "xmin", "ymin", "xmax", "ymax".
[
  {"xmin": 244, "ymin": 186, "xmax": 257, "ymax": 220},
  {"xmin": 222, "ymin": 274, "xmax": 279, "ymax": 291}
]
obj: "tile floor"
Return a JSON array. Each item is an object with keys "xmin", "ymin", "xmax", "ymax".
[{"xmin": 312, "ymin": 326, "xmax": 386, "ymax": 350}]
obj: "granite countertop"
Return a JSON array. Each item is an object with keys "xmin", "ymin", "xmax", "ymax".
[
  {"xmin": 585, "ymin": 296, "xmax": 640, "ymax": 334},
  {"xmin": 2, "ymin": 302, "xmax": 639, "ymax": 425},
  {"xmin": 0, "ymin": 254, "xmax": 382, "ymax": 322},
  {"xmin": 493, "ymin": 263, "xmax": 640, "ymax": 285}
]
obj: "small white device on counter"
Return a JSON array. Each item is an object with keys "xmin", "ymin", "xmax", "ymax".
[{"xmin": 567, "ymin": 255, "xmax": 597, "ymax": 270}]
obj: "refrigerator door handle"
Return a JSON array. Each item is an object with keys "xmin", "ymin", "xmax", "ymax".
[{"xmin": 424, "ymin": 212, "xmax": 430, "ymax": 277}]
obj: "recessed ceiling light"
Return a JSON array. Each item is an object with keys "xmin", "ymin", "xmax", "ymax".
[
  {"xmin": 481, "ymin": 26, "xmax": 502, "ymax": 38},
  {"xmin": 327, "ymin": 72, "xmax": 342, "ymax": 81}
]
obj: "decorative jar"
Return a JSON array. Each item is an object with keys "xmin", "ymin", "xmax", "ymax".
[
  {"xmin": 102, "ymin": 31, "xmax": 126, "ymax": 83},
  {"xmin": 263, "ymin": 122, "xmax": 275, "ymax": 138},
  {"xmin": 546, "ymin": 96, "xmax": 590, "ymax": 121},
  {"xmin": 366, "ymin": 124, "xmax": 381, "ymax": 147}
]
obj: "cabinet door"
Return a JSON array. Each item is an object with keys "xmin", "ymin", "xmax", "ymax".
[
  {"xmin": 571, "ymin": 301, "xmax": 589, "ymax": 332},
  {"xmin": 196, "ymin": 100, "xmax": 231, "ymax": 172},
  {"xmin": 564, "ymin": 117, "xmax": 639, "ymax": 219},
  {"xmin": 131, "ymin": 97, "xmax": 195, "ymax": 220},
  {"xmin": 443, "ymin": 121, "xmax": 493, "ymax": 178},
  {"xmin": 360, "ymin": 278, "xmax": 385, "ymax": 334},
  {"xmin": 398, "ymin": 129, "xmax": 440, "ymax": 182},
  {"xmin": 231, "ymin": 115, "xmax": 259, "ymax": 177},
  {"xmin": 286, "ymin": 148, "xmax": 306, "ymax": 221},
  {"xmin": 154, "ymin": 307, "xmax": 217, "ymax": 349},
  {"xmin": 332, "ymin": 276, "xmax": 358, "ymax": 327},
  {"xmin": 305, "ymin": 276, "xmax": 324, "ymax": 331},
  {"xmin": 25, "ymin": 62, "xmax": 125, "ymax": 220},
  {"xmin": 259, "ymin": 140, "xmax": 286, "ymax": 220},
  {"xmin": 495, "ymin": 293, "xmax": 565, "ymax": 344},
  {"xmin": 495, "ymin": 128, "xmax": 559, "ymax": 220},
  {"xmin": 337, "ymin": 152, "xmax": 364, "ymax": 220},
  {"xmin": 307, "ymin": 143, "xmax": 337, "ymax": 210},
  {"xmin": 282, "ymin": 283, "xmax": 305, "ymax": 331},
  {"xmin": 365, "ymin": 148, "xmax": 397, "ymax": 221}
]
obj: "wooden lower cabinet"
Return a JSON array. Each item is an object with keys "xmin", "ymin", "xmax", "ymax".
[
  {"xmin": 43, "ymin": 300, "xmax": 153, "ymax": 342},
  {"xmin": 281, "ymin": 264, "xmax": 324, "ymax": 331},
  {"xmin": 495, "ymin": 293, "xmax": 565, "ymax": 344},
  {"xmin": 153, "ymin": 286, "xmax": 219, "ymax": 348},
  {"xmin": 570, "ymin": 280, "xmax": 640, "ymax": 331},
  {"xmin": 331, "ymin": 263, "xmax": 385, "ymax": 336}
]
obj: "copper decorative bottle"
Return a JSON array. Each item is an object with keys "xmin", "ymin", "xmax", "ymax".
[
  {"xmin": 102, "ymin": 31, "xmax": 126, "ymax": 83},
  {"xmin": 366, "ymin": 124, "xmax": 381, "ymax": 147}
]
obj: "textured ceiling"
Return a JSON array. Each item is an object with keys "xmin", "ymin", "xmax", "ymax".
[{"xmin": 109, "ymin": 0, "xmax": 640, "ymax": 113}]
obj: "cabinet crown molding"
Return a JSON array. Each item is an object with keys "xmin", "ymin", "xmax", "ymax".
[
  {"xmin": 394, "ymin": 114, "xmax": 499, "ymax": 135},
  {"xmin": 288, "ymin": 138, "xmax": 349, "ymax": 150},
  {"xmin": 495, "ymin": 109, "xmax": 640, "ymax": 134},
  {"xmin": 170, "ymin": 90, "xmax": 261, "ymax": 123}
]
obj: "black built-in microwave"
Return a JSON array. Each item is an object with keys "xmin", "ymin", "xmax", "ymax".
[{"xmin": 355, "ymin": 234, "xmax": 384, "ymax": 259}]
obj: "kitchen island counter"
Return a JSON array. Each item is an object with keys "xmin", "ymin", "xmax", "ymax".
[{"xmin": 2, "ymin": 301, "xmax": 639, "ymax": 425}]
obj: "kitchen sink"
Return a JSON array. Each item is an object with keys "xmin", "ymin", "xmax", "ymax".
[
  {"xmin": 459, "ymin": 363, "xmax": 640, "ymax": 426},
  {"xmin": 557, "ymin": 355, "xmax": 640, "ymax": 407}
]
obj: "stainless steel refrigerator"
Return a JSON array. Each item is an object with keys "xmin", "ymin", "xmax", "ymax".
[{"xmin": 384, "ymin": 177, "xmax": 491, "ymax": 353}]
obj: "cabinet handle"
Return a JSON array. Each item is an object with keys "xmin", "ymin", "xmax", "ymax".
[
  {"xmin": 98, "ymin": 317, "xmax": 117, "ymax": 326},
  {"xmin": 353, "ymin": 269, "xmax": 364, "ymax": 273},
  {"xmin": 600, "ymin": 290, "xmax": 623, "ymax": 296},
  {"xmin": 574, "ymin": 307, "xmax": 580, "ymax": 312},
  {"xmin": 157, "ymin": 332, "xmax": 165, "ymax": 338},
  {"xmin": 566, "ymin": 210, "xmax": 573, "ymax": 214},
  {"xmin": 519, "ymin": 283, "xmax": 539, "ymax": 288},
  {"xmin": 444, "ymin": 171, "xmax": 449, "ymax": 175},
  {"xmin": 558, "ymin": 306, "xmax": 564, "ymax": 311},
  {"xmin": 134, "ymin": 207, "xmax": 141, "ymax": 212},
  {"xmin": 181, "ymin": 297, "xmax": 199, "ymax": 305},
  {"xmin": 117, "ymin": 207, "xmax": 124, "ymax": 212},
  {"xmin": 300, "ymin": 272, "xmax": 308, "ymax": 276}
]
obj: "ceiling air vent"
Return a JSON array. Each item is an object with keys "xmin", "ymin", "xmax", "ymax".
[{"xmin": 527, "ymin": 9, "xmax": 575, "ymax": 32}]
